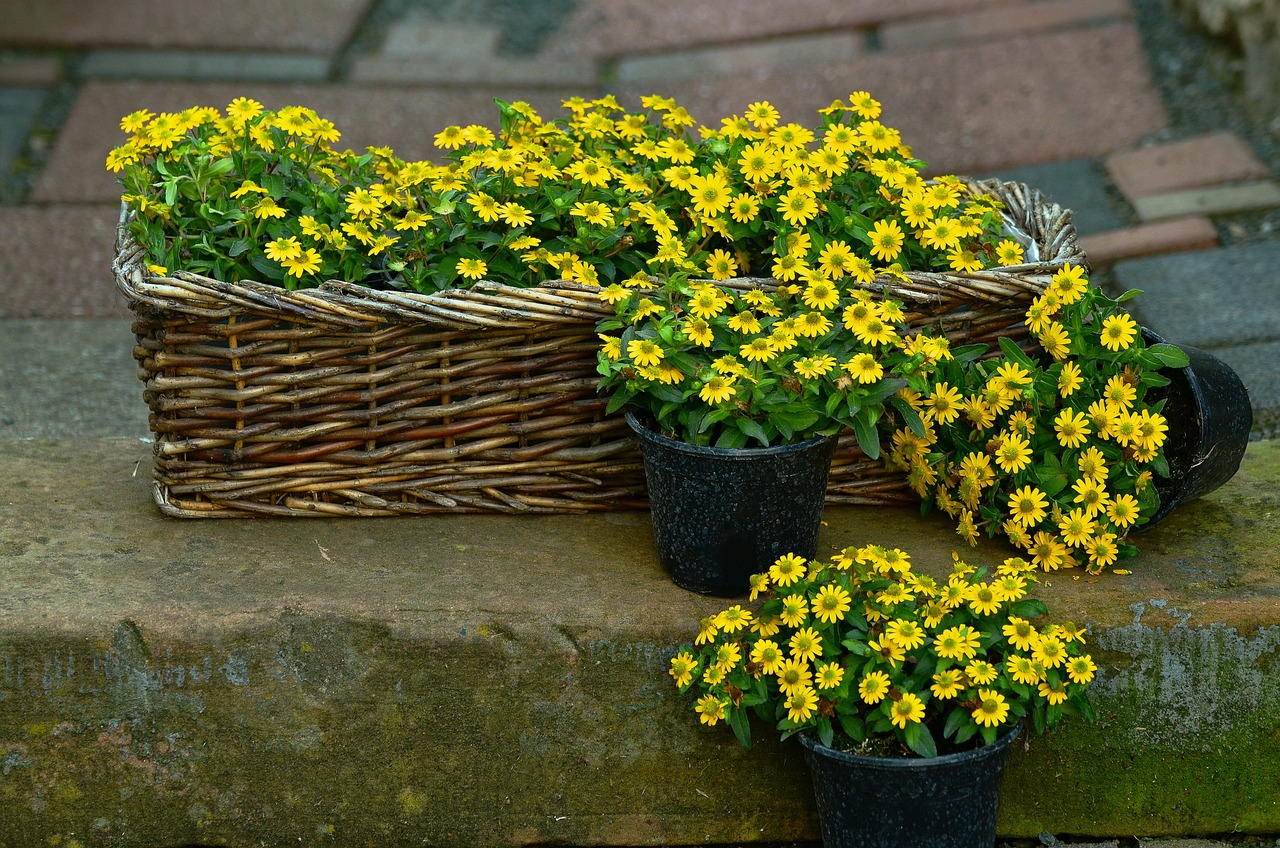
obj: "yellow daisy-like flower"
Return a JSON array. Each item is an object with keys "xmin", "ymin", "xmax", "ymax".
[
  {"xmin": 1002, "ymin": 616, "xmax": 1040, "ymax": 652},
  {"xmin": 789, "ymin": 627, "xmax": 824, "ymax": 663},
  {"xmin": 715, "ymin": 604, "xmax": 752, "ymax": 633},
  {"xmin": 867, "ymin": 219, "xmax": 905, "ymax": 263},
  {"xmin": 626, "ymin": 338, "xmax": 664, "ymax": 368},
  {"xmin": 802, "ymin": 279, "xmax": 840, "ymax": 312},
  {"xmin": 1071, "ymin": 476, "xmax": 1112, "ymax": 518},
  {"xmin": 994, "ymin": 432, "xmax": 1033, "ymax": 474},
  {"xmin": 1033, "ymin": 635, "xmax": 1069, "ymax": 669},
  {"xmin": 769, "ymin": 553, "xmax": 808, "ymax": 586},
  {"xmin": 811, "ymin": 585, "xmax": 852, "ymax": 624},
  {"xmin": 858, "ymin": 670, "xmax": 892, "ymax": 705},
  {"xmin": 745, "ymin": 101, "xmax": 781, "ymax": 129},
  {"xmin": 817, "ymin": 240, "xmax": 854, "ymax": 279},
  {"xmin": 1054, "ymin": 408, "xmax": 1092, "ymax": 449},
  {"xmin": 1058, "ymin": 360, "xmax": 1083, "ymax": 397},
  {"xmin": 843, "ymin": 352, "xmax": 883, "ymax": 385},
  {"xmin": 972, "ymin": 689, "xmax": 1010, "ymax": 728},
  {"xmin": 794, "ymin": 355, "xmax": 837, "ymax": 380},
  {"xmin": 785, "ymin": 686, "xmax": 820, "ymax": 724},
  {"xmin": 457, "ymin": 257, "xmax": 488, "ymax": 281},
  {"xmin": 995, "ymin": 239, "xmax": 1026, "ymax": 265},
  {"xmin": 1067, "ymin": 653, "xmax": 1098, "ymax": 685},
  {"xmin": 1008, "ymin": 485, "xmax": 1049, "ymax": 527},
  {"xmin": 965, "ymin": 660, "xmax": 999, "ymax": 686},
  {"xmin": 967, "ymin": 583, "xmax": 1003, "ymax": 616},
  {"xmin": 1007, "ymin": 654, "xmax": 1043, "ymax": 685},
  {"xmin": 933, "ymin": 624, "xmax": 980, "ymax": 661},
  {"xmin": 712, "ymin": 642, "xmax": 742, "ymax": 674},
  {"xmin": 778, "ymin": 594, "xmax": 809, "ymax": 629},
  {"xmin": 1107, "ymin": 493, "xmax": 1142, "ymax": 528},
  {"xmin": 1099, "ymin": 312, "xmax": 1139, "ymax": 351},
  {"xmin": 280, "ymin": 248, "xmax": 321, "ymax": 278},
  {"xmin": 697, "ymin": 374, "xmax": 735, "ymax": 405},
  {"xmin": 815, "ymin": 661, "xmax": 845, "ymax": 691},
  {"xmin": 776, "ymin": 658, "xmax": 814, "ymax": 694},
  {"xmin": 931, "ymin": 668, "xmax": 964, "ymax": 700},
  {"xmin": 705, "ymin": 249, "xmax": 739, "ymax": 280},
  {"xmin": 668, "ymin": 651, "xmax": 698, "ymax": 688},
  {"xmin": 885, "ymin": 618, "xmax": 926, "ymax": 652},
  {"xmin": 751, "ymin": 639, "xmax": 784, "ymax": 676},
  {"xmin": 890, "ymin": 691, "xmax": 926, "ymax": 728},
  {"xmin": 739, "ymin": 336, "xmax": 777, "ymax": 362},
  {"xmin": 1039, "ymin": 679, "xmax": 1069, "ymax": 705},
  {"xmin": 1058, "ymin": 507, "xmax": 1096, "ymax": 548},
  {"xmin": 695, "ymin": 693, "xmax": 727, "ymax": 726},
  {"xmin": 264, "ymin": 236, "xmax": 302, "ymax": 263},
  {"xmin": 1029, "ymin": 531, "xmax": 1068, "ymax": 572}
]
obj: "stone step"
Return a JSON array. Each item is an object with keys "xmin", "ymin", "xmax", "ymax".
[{"xmin": 1, "ymin": 438, "xmax": 1277, "ymax": 845}]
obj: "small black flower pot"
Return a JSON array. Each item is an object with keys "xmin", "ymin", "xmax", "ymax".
[
  {"xmin": 626, "ymin": 412, "xmax": 836, "ymax": 596},
  {"xmin": 1142, "ymin": 328, "xmax": 1253, "ymax": 527},
  {"xmin": 798, "ymin": 724, "xmax": 1020, "ymax": 848}
]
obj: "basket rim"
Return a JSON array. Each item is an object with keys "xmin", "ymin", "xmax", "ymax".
[{"xmin": 113, "ymin": 177, "xmax": 1085, "ymax": 328}]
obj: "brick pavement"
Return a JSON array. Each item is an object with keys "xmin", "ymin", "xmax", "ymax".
[{"xmin": 0, "ymin": 0, "xmax": 1277, "ymax": 433}]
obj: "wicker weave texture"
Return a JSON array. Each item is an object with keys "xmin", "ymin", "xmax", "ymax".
[{"xmin": 113, "ymin": 180, "xmax": 1083, "ymax": 517}]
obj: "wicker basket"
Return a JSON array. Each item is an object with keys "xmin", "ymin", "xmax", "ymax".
[{"xmin": 113, "ymin": 179, "xmax": 1084, "ymax": 517}]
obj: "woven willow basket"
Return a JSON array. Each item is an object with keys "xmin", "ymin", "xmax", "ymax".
[{"xmin": 113, "ymin": 179, "xmax": 1084, "ymax": 517}]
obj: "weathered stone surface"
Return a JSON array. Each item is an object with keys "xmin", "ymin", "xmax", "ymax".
[
  {"xmin": 1132, "ymin": 182, "xmax": 1280, "ymax": 222},
  {"xmin": 0, "ymin": 206, "xmax": 129, "ymax": 320},
  {"xmin": 1078, "ymin": 217, "xmax": 1219, "ymax": 266},
  {"xmin": 0, "ymin": 438, "xmax": 1278, "ymax": 844}
]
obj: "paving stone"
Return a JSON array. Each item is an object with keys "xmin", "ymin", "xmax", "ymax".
[
  {"xmin": 0, "ymin": 206, "xmax": 133, "ymax": 320},
  {"xmin": 980, "ymin": 158, "xmax": 1127, "ymax": 235},
  {"xmin": 0, "ymin": 0, "xmax": 374, "ymax": 55},
  {"xmin": 1132, "ymin": 181, "xmax": 1280, "ymax": 222},
  {"xmin": 1106, "ymin": 131, "xmax": 1273, "ymax": 202},
  {"xmin": 1078, "ymin": 216, "xmax": 1219, "ymax": 266},
  {"xmin": 538, "ymin": 0, "xmax": 993, "ymax": 61},
  {"xmin": 0, "ymin": 86, "xmax": 47, "ymax": 172},
  {"xmin": 0, "ymin": 319, "xmax": 150, "ymax": 440},
  {"xmin": 79, "ymin": 50, "xmax": 333, "ymax": 82},
  {"xmin": 608, "ymin": 22, "xmax": 1167, "ymax": 175},
  {"xmin": 1138, "ymin": 840, "xmax": 1237, "ymax": 848},
  {"xmin": 1111, "ymin": 242, "xmax": 1280, "ymax": 350},
  {"xmin": 1205, "ymin": 340, "xmax": 1280, "ymax": 430},
  {"xmin": 614, "ymin": 31, "xmax": 863, "ymax": 84},
  {"xmin": 0, "ymin": 53, "xmax": 63, "ymax": 85},
  {"xmin": 879, "ymin": 0, "xmax": 1132, "ymax": 51},
  {"xmin": 32, "ymin": 81, "xmax": 583, "ymax": 205}
]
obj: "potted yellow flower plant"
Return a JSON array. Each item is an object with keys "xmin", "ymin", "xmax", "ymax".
[
  {"xmin": 882, "ymin": 263, "xmax": 1250, "ymax": 574},
  {"xmin": 588, "ymin": 96, "xmax": 1020, "ymax": 593},
  {"xmin": 669, "ymin": 543, "xmax": 1096, "ymax": 847}
]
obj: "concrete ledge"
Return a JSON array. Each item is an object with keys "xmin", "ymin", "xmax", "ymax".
[{"xmin": 1, "ymin": 439, "xmax": 1278, "ymax": 845}]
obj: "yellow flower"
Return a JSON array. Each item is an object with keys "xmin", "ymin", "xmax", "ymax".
[
  {"xmin": 885, "ymin": 618, "xmax": 926, "ymax": 651},
  {"xmin": 739, "ymin": 336, "xmax": 777, "ymax": 362},
  {"xmin": 669, "ymin": 651, "xmax": 698, "ymax": 688},
  {"xmin": 811, "ymin": 585, "xmax": 852, "ymax": 624},
  {"xmin": 457, "ymin": 257, "xmax": 488, "ymax": 280},
  {"xmin": 934, "ymin": 624, "xmax": 980, "ymax": 660},
  {"xmin": 890, "ymin": 691, "xmax": 926, "ymax": 728},
  {"xmin": 785, "ymin": 686, "xmax": 820, "ymax": 724},
  {"xmin": 1107, "ymin": 493, "xmax": 1142, "ymax": 528},
  {"xmin": 1003, "ymin": 617, "xmax": 1040, "ymax": 652},
  {"xmin": 1099, "ymin": 312, "xmax": 1139, "ymax": 351},
  {"xmin": 769, "ymin": 553, "xmax": 807, "ymax": 587},
  {"xmin": 931, "ymin": 669, "xmax": 964, "ymax": 700},
  {"xmin": 627, "ymin": 338, "xmax": 664, "ymax": 368},
  {"xmin": 779, "ymin": 189, "xmax": 819, "ymax": 227},
  {"xmin": 994, "ymin": 432, "xmax": 1032, "ymax": 474},
  {"xmin": 972, "ymin": 689, "xmax": 1010, "ymax": 727},
  {"xmin": 776, "ymin": 658, "xmax": 813, "ymax": 694},
  {"xmin": 698, "ymin": 374, "xmax": 736, "ymax": 404},
  {"xmin": 695, "ymin": 694, "xmax": 727, "ymax": 726},
  {"xmin": 687, "ymin": 172, "xmax": 732, "ymax": 217},
  {"xmin": 280, "ymin": 248, "xmax": 321, "ymax": 278},
  {"xmin": 751, "ymin": 639, "xmax": 784, "ymax": 676},
  {"xmin": 858, "ymin": 670, "xmax": 891, "ymax": 705},
  {"xmin": 1067, "ymin": 653, "xmax": 1098, "ymax": 685},
  {"xmin": 867, "ymin": 219, "xmax": 904, "ymax": 263},
  {"xmin": 1054, "ymin": 408, "xmax": 1092, "ymax": 449},
  {"xmin": 705, "ymin": 249, "xmax": 738, "ymax": 280},
  {"xmin": 843, "ymin": 353, "xmax": 883, "ymax": 384}
]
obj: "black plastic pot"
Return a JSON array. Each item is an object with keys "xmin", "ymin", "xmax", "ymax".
[
  {"xmin": 798, "ymin": 725, "xmax": 1020, "ymax": 848},
  {"xmin": 626, "ymin": 412, "xmax": 836, "ymax": 596},
  {"xmin": 1142, "ymin": 329, "xmax": 1253, "ymax": 527}
]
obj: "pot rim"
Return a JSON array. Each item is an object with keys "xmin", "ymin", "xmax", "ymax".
[
  {"xmin": 624, "ymin": 410, "xmax": 836, "ymax": 459},
  {"xmin": 796, "ymin": 722, "xmax": 1021, "ymax": 769}
]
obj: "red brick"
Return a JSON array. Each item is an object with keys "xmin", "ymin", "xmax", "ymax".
[
  {"xmin": 1105, "ymin": 131, "xmax": 1272, "ymax": 202},
  {"xmin": 879, "ymin": 0, "xmax": 1132, "ymax": 51},
  {"xmin": 0, "ymin": 54, "xmax": 63, "ymax": 86},
  {"xmin": 1077, "ymin": 216, "xmax": 1219, "ymax": 267},
  {"xmin": 537, "ymin": 0, "xmax": 1000, "ymax": 61},
  {"xmin": 33, "ymin": 81, "xmax": 585, "ymax": 205},
  {"xmin": 0, "ymin": 0, "xmax": 373, "ymax": 54},
  {"xmin": 0, "ymin": 206, "xmax": 129, "ymax": 320},
  {"xmin": 609, "ymin": 22, "xmax": 1167, "ymax": 175}
]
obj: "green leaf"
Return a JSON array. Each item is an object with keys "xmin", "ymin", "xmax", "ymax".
[
  {"xmin": 1147, "ymin": 343, "xmax": 1191, "ymax": 370},
  {"xmin": 728, "ymin": 705, "xmax": 752, "ymax": 748},
  {"xmin": 837, "ymin": 712, "xmax": 865, "ymax": 743},
  {"xmin": 943, "ymin": 707, "xmax": 967, "ymax": 740},
  {"xmin": 890, "ymin": 394, "xmax": 926, "ymax": 437},
  {"xmin": 905, "ymin": 721, "xmax": 937, "ymax": 758},
  {"xmin": 1115, "ymin": 288, "xmax": 1144, "ymax": 303},
  {"xmin": 739, "ymin": 418, "xmax": 770, "ymax": 447},
  {"xmin": 819, "ymin": 719, "xmax": 834, "ymax": 749},
  {"xmin": 852, "ymin": 410, "xmax": 881, "ymax": 460},
  {"xmin": 998, "ymin": 336, "xmax": 1038, "ymax": 372},
  {"xmin": 1010, "ymin": 598, "xmax": 1048, "ymax": 618}
]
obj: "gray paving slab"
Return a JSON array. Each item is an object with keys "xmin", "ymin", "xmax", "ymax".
[
  {"xmin": 0, "ymin": 205, "xmax": 129, "ymax": 320},
  {"xmin": 1111, "ymin": 242, "xmax": 1280, "ymax": 350},
  {"xmin": 0, "ymin": 86, "xmax": 46, "ymax": 173},
  {"xmin": 0, "ymin": 0, "xmax": 374, "ymax": 54},
  {"xmin": 981, "ymin": 158, "xmax": 1129, "ymax": 235},
  {"xmin": 0, "ymin": 319, "xmax": 151, "ymax": 440},
  {"xmin": 79, "ymin": 50, "xmax": 333, "ymax": 82}
]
